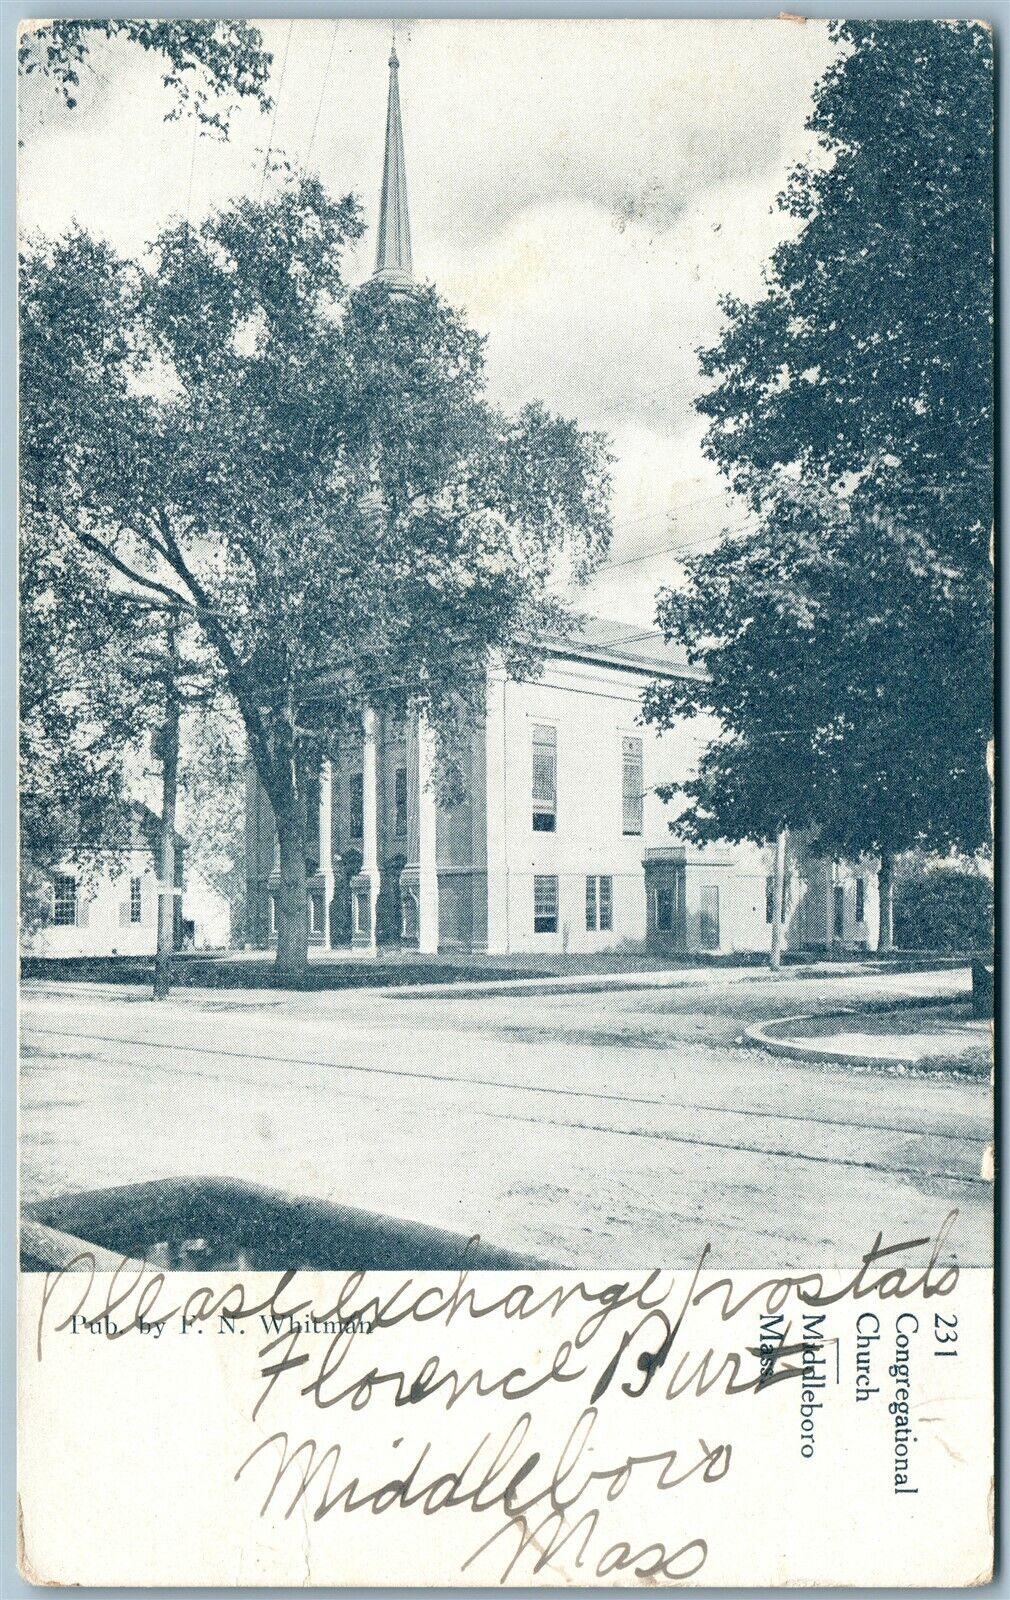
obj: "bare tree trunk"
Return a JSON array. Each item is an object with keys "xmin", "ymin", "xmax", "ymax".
[
  {"xmin": 770, "ymin": 826, "xmax": 787, "ymax": 972},
  {"xmin": 878, "ymin": 850, "xmax": 895, "ymax": 953},
  {"xmin": 275, "ymin": 802, "xmax": 309, "ymax": 983},
  {"xmin": 153, "ymin": 623, "xmax": 180, "ymax": 1001}
]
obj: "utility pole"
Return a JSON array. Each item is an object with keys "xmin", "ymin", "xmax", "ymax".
[
  {"xmin": 153, "ymin": 618, "xmax": 180, "ymax": 1001},
  {"xmin": 770, "ymin": 825, "xmax": 788, "ymax": 972}
]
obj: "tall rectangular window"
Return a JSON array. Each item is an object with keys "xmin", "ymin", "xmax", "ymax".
[
  {"xmin": 533, "ymin": 874, "xmax": 558, "ymax": 933},
  {"xmin": 130, "ymin": 876, "xmax": 142, "ymax": 924},
  {"xmin": 394, "ymin": 766, "xmax": 408, "ymax": 837},
  {"xmin": 53, "ymin": 875, "xmax": 77, "ymax": 926},
  {"xmin": 586, "ymin": 875, "xmax": 614, "ymax": 933},
  {"xmin": 834, "ymin": 883, "xmax": 845, "ymax": 939},
  {"xmin": 599, "ymin": 875, "xmax": 613, "ymax": 931},
  {"xmin": 532, "ymin": 725, "xmax": 557, "ymax": 831},
  {"xmin": 700, "ymin": 885, "xmax": 720, "ymax": 949},
  {"xmin": 304, "ymin": 774, "xmax": 320, "ymax": 874},
  {"xmin": 622, "ymin": 736, "xmax": 643, "ymax": 835},
  {"xmin": 855, "ymin": 877, "xmax": 866, "ymax": 924},
  {"xmin": 350, "ymin": 772, "xmax": 364, "ymax": 840}
]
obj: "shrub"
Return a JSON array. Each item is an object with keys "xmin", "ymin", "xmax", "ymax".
[{"xmin": 893, "ymin": 867, "xmax": 993, "ymax": 953}]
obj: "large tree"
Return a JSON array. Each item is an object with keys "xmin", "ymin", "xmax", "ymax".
[
  {"xmin": 645, "ymin": 21, "xmax": 993, "ymax": 948},
  {"xmin": 20, "ymin": 178, "xmax": 611, "ymax": 980}
]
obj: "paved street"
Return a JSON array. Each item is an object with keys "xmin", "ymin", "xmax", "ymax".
[{"xmin": 21, "ymin": 964, "xmax": 992, "ymax": 1268}]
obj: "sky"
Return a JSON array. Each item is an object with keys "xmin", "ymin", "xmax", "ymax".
[{"xmin": 18, "ymin": 17, "xmax": 840, "ymax": 627}]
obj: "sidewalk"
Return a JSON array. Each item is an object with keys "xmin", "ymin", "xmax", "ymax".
[
  {"xmin": 23, "ymin": 953, "xmax": 973, "ymax": 1004},
  {"xmin": 21, "ymin": 945, "xmax": 972, "ymax": 997}
]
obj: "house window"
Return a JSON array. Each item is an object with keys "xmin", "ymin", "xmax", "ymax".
[
  {"xmin": 855, "ymin": 876, "xmax": 866, "ymax": 924},
  {"xmin": 834, "ymin": 884, "xmax": 845, "ymax": 939},
  {"xmin": 587, "ymin": 875, "xmax": 613, "ymax": 931},
  {"xmin": 533, "ymin": 874, "xmax": 558, "ymax": 933},
  {"xmin": 394, "ymin": 766, "xmax": 408, "ymax": 837},
  {"xmin": 130, "ymin": 876, "xmax": 142, "ymax": 924},
  {"xmin": 532, "ymin": 725, "xmax": 557, "ymax": 832},
  {"xmin": 599, "ymin": 875, "xmax": 613, "ymax": 931},
  {"xmin": 622, "ymin": 737, "xmax": 643, "ymax": 835},
  {"xmin": 269, "ymin": 895, "xmax": 278, "ymax": 936},
  {"xmin": 656, "ymin": 885, "xmax": 673, "ymax": 932},
  {"xmin": 53, "ymin": 875, "xmax": 77, "ymax": 926},
  {"xmin": 308, "ymin": 893, "xmax": 323, "ymax": 935},
  {"xmin": 700, "ymin": 885, "xmax": 720, "ymax": 949},
  {"xmin": 350, "ymin": 772, "xmax": 364, "ymax": 840}
]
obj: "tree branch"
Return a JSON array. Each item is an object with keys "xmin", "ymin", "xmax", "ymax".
[{"xmin": 73, "ymin": 526, "xmax": 198, "ymax": 612}]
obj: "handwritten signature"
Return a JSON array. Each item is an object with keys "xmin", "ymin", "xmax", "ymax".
[{"xmin": 32, "ymin": 1211, "xmax": 960, "ymax": 1582}]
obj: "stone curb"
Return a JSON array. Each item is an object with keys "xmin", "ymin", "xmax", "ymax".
[{"xmin": 742, "ymin": 1007, "xmax": 987, "ymax": 1075}]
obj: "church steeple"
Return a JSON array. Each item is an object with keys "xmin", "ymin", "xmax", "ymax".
[{"xmin": 372, "ymin": 40, "xmax": 413, "ymax": 290}]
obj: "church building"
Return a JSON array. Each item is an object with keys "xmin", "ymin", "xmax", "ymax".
[{"xmin": 245, "ymin": 48, "xmax": 881, "ymax": 960}]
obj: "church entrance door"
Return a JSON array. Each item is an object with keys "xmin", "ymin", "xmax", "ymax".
[{"xmin": 376, "ymin": 854, "xmax": 406, "ymax": 946}]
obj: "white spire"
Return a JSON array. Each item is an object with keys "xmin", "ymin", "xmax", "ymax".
[{"xmin": 373, "ymin": 37, "xmax": 413, "ymax": 290}]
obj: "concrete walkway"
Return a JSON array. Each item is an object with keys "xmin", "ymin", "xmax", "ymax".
[{"xmin": 23, "ymin": 957, "xmax": 974, "ymax": 1009}]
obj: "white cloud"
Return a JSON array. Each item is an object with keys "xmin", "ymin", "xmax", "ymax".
[{"xmin": 18, "ymin": 17, "xmax": 838, "ymax": 626}]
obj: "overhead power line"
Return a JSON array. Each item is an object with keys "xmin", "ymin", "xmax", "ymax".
[
  {"xmin": 594, "ymin": 491, "xmax": 750, "ymax": 574},
  {"xmin": 302, "ymin": 20, "xmax": 339, "ymax": 176},
  {"xmin": 258, "ymin": 19, "xmax": 294, "ymax": 202},
  {"xmin": 567, "ymin": 627, "xmax": 665, "ymax": 652}
]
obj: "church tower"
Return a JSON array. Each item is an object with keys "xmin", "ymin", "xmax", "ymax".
[{"xmin": 372, "ymin": 43, "xmax": 413, "ymax": 290}]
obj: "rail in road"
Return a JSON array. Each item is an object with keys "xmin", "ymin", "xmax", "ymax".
[{"xmin": 24, "ymin": 1019, "xmax": 990, "ymax": 1191}]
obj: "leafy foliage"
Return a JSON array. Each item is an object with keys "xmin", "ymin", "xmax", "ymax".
[
  {"xmin": 177, "ymin": 707, "xmax": 249, "ymax": 942},
  {"xmin": 19, "ymin": 510, "xmax": 141, "ymax": 927},
  {"xmin": 18, "ymin": 19, "xmax": 272, "ymax": 132},
  {"xmin": 645, "ymin": 21, "xmax": 993, "ymax": 872},
  {"xmin": 893, "ymin": 863, "xmax": 993, "ymax": 953},
  {"xmin": 20, "ymin": 176, "xmax": 611, "ymax": 974}
]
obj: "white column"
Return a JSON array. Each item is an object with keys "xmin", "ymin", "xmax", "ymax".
[
  {"xmin": 351, "ymin": 708, "xmax": 381, "ymax": 952},
  {"xmin": 399, "ymin": 708, "xmax": 440, "ymax": 953},
  {"xmin": 416, "ymin": 711, "xmax": 439, "ymax": 954},
  {"xmin": 484, "ymin": 666, "xmax": 509, "ymax": 952},
  {"xmin": 318, "ymin": 759, "xmax": 335, "ymax": 950},
  {"xmin": 361, "ymin": 708, "xmax": 380, "ymax": 950}
]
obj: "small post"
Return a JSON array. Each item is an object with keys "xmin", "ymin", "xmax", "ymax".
[
  {"xmin": 153, "ymin": 619, "xmax": 180, "ymax": 1001},
  {"xmin": 770, "ymin": 826, "xmax": 787, "ymax": 973},
  {"xmin": 878, "ymin": 850, "xmax": 894, "ymax": 952}
]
